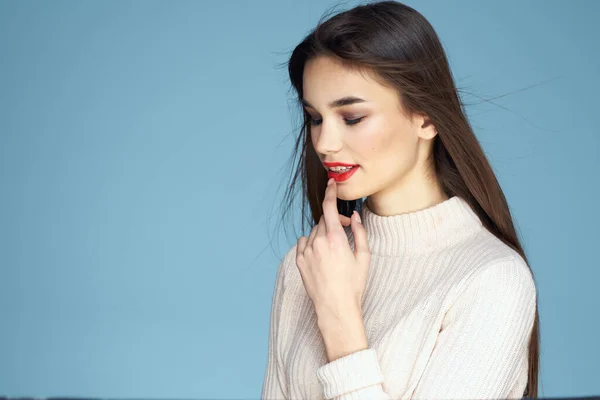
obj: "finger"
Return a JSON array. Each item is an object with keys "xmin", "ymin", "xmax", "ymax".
[
  {"xmin": 339, "ymin": 213, "xmax": 351, "ymax": 227},
  {"xmin": 315, "ymin": 213, "xmax": 327, "ymax": 239},
  {"xmin": 307, "ymin": 216, "xmax": 322, "ymax": 248},
  {"xmin": 297, "ymin": 236, "xmax": 308, "ymax": 256},
  {"xmin": 351, "ymin": 210, "xmax": 370, "ymax": 265},
  {"xmin": 322, "ymin": 178, "xmax": 343, "ymax": 233}
]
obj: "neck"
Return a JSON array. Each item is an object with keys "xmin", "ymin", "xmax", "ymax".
[{"xmin": 365, "ymin": 173, "xmax": 448, "ymax": 217}]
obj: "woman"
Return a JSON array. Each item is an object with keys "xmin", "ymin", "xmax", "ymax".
[{"xmin": 262, "ymin": 1, "xmax": 540, "ymax": 399}]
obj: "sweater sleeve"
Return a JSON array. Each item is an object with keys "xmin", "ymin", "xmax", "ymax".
[
  {"xmin": 315, "ymin": 256, "xmax": 537, "ymax": 400},
  {"xmin": 261, "ymin": 247, "xmax": 292, "ymax": 400}
]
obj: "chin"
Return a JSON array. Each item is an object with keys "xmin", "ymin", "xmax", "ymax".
[{"xmin": 335, "ymin": 186, "xmax": 364, "ymax": 202}]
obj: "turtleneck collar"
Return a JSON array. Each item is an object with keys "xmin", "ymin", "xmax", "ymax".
[{"xmin": 359, "ymin": 195, "xmax": 483, "ymax": 256}]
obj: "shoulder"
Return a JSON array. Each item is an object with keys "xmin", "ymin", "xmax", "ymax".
[
  {"xmin": 457, "ymin": 224, "xmax": 537, "ymax": 296},
  {"xmin": 470, "ymin": 254, "xmax": 536, "ymax": 299},
  {"xmin": 452, "ymin": 225, "xmax": 524, "ymax": 264},
  {"xmin": 276, "ymin": 243, "xmax": 299, "ymax": 288},
  {"xmin": 447, "ymin": 253, "xmax": 537, "ymax": 327},
  {"xmin": 445, "ymin": 225, "xmax": 535, "ymax": 284}
]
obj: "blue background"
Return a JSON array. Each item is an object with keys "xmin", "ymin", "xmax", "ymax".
[{"xmin": 1, "ymin": 0, "xmax": 598, "ymax": 398}]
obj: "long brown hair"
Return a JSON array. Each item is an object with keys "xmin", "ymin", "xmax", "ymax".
[{"xmin": 275, "ymin": 1, "xmax": 540, "ymax": 397}]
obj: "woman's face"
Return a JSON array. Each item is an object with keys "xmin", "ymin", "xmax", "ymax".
[{"xmin": 302, "ymin": 55, "xmax": 438, "ymax": 205}]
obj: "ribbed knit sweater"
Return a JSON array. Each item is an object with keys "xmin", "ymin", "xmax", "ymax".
[{"xmin": 261, "ymin": 195, "xmax": 537, "ymax": 400}]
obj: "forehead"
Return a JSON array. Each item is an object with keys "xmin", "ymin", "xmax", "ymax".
[{"xmin": 302, "ymin": 56, "xmax": 398, "ymax": 109}]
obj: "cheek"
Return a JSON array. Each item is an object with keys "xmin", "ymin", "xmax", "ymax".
[
  {"xmin": 357, "ymin": 117, "xmax": 413, "ymax": 160},
  {"xmin": 349, "ymin": 117, "xmax": 389, "ymax": 159},
  {"xmin": 358, "ymin": 118, "xmax": 419, "ymax": 174}
]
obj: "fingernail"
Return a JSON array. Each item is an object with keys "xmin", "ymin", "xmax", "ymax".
[
  {"xmin": 327, "ymin": 178, "xmax": 334, "ymax": 186},
  {"xmin": 354, "ymin": 210, "xmax": 361, "ymax": 224}
]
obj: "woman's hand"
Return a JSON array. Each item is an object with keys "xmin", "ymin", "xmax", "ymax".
[{"xmin": 296, "ymin": 178, "xmax": 371, "ymax": 326}]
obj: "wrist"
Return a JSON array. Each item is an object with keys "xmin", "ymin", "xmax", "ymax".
[
  {"xmin": 317, "ymin": 307, "xmax": 362, "ymax": 331},
  {"xmin": 317, "ymin": 310, "xmax": 369, "ymax": 362},
  {"xmin": 316, "ymin": 300, "xmax": 363, "ymax": 326}
]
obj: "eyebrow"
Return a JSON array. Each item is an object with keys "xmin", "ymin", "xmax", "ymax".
[{"xmin": 301, "ymin": 96, "xmax": 367, "ymax": 109}]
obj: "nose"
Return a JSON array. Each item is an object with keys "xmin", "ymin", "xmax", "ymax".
[{"xmin": 312, "ymin": 121, "xmax": 343, "ymax": 156}]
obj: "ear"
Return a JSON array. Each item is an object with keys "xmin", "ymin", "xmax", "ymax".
[{"xmin": 416, "ymin": 114, "xmax": 438, "ymax": 140}]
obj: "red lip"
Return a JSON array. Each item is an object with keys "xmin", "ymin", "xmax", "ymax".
[
  {"xmin": 323, "ymin": 161, "xmax": 359, "ymax": 167},
  {"xmin": 327, "ymin": 165, "xmax": 359, "ymax": 183}
]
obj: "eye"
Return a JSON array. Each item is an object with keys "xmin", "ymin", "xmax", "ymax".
[
  {"xmin": 309, "ymin": 116, "xmax": 364, "ymax": 126},
  {"xmin": 345, "ymin": 117, "xmax": 364, "ymax": 126}
]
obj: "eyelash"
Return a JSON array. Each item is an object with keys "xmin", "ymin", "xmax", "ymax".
[{"xmin": 309, "ymin": 116, "xmax": 364, "ymax": 126}]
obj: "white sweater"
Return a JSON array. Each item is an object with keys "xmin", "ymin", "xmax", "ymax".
[{"xmin": 261, "ymin": 195, "xmax": 537, "ymax": 400}]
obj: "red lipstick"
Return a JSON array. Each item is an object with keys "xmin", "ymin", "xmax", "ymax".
[{"xmin": 323, "ymin": 161, "xmax": 360, "ymax": 183}]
